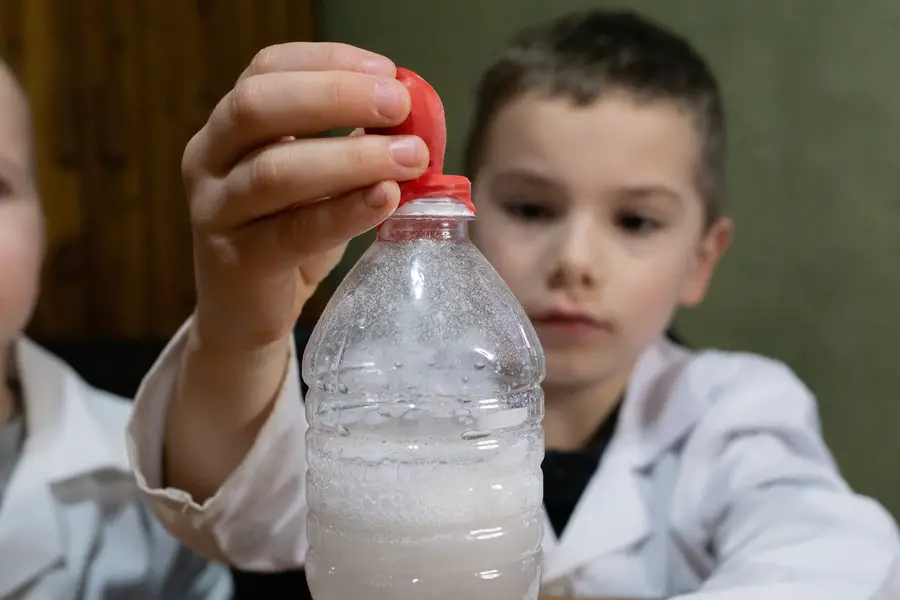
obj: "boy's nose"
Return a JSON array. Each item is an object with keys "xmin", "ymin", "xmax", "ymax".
[{"xmin": 547, "ymin": 220, "xmax": 602, "ymax": 291}]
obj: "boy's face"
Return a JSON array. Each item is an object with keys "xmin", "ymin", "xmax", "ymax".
[
  {"xmin": 471, "ymin": 93, "xmax": 731, "ymax": 390},
  {"xmin": 0, "ymin": 64, "xmax": 43, "ymax": 349}
]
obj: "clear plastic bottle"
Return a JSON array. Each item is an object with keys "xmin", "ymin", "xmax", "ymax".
[{"xmin": 302, "ymin": 68, "xmax": 546, "ymax": 600}]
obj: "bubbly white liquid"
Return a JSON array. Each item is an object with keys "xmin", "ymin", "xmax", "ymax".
[{"xmin": 305, "ymin": 419, "xmax": 544, "ymax": 600}]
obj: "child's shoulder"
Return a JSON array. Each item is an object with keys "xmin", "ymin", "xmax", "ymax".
[
  {"xmin": 61, "ymin": 363, "xmax": 135, "ymax": 434},
  {"xmin": 647, "ymin": 337, "xmax": 822, "ymax": 442},
  {"xmin": 78, "ymin": 382, "xmax": 134, "ymax": 431},
  {"xmin": 19, "ymin": 337, "xmax": 135, "ymax": 428},
  {"xmin": 679, "ymin": 339, "xmax": 810, "ymax": 396}
]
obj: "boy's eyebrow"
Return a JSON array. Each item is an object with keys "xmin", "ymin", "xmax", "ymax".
[
  {"xmin": 487, "ymin": 168, "xmax": 564, "ymax": 192},
  {"xmin": 614, "ymin": 185, "xmax": 684, "ymax": 207},
  {"xmin": 488, "ymin": 169, "xmax": 685, "ymax": 208}
]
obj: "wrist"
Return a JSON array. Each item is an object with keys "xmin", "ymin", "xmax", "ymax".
[
  {"xmin": 187, "ymin": 312, "xmax": 291, "ymax": 363},
  {"xmin": 176, "ymin": 315, "xmax": 293, "ymax": 421},
  {"xmin": 189, "ymin": 291, "xmax": 300, "ymax": 354}
]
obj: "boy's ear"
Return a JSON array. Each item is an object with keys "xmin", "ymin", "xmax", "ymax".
[{"xmin": 680, "ymin": 217, "xmax": 732, "ymax": 307}]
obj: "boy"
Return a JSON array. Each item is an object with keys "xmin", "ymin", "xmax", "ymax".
[
  {"xmin": 0, "ymin": 60, "xmax": 231, "ymax": 598},
  {"xmin": 128, "ymin": 10, "xmax": 900, "ymax": 599}
]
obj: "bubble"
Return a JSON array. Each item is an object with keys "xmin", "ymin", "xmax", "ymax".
[
  {"xmin": 453, "ymin": 409, "xmax": 476, "ymax": 426},
  {"xmin": 363, "ymin": 409, "xmax": 391, "ymax": 427},
  {"xmin": 324, "ymin": 423, "xmax": 350, "ymax": 437},
  {"xmin": 400, "ymin": 409, "xmax": 425, "ymax": 424}
]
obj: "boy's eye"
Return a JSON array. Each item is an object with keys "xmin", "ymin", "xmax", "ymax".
[
  {"xmin": 505, "ymin": 202, "xmax": 556, "ymax": 222},
  {"xmin": 616, "ymin": 211, "xmax": 661, "ymax": 234},
  {"xmin": 0, "ymin": 178, "xmax": 12, "ymax": 199}
]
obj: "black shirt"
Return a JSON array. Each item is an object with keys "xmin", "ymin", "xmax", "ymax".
[{"xmin": 542, "ymin": 401, "xmax": 622, "ymax": 537}]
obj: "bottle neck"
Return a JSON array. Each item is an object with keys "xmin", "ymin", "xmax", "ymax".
[
  {"xmin": 377, "ymin": 196, "xmax": 474, "ymax": 242},
  {"xmin": 377, "ymin": 216, "xmax": 470, "ymax": 243}
]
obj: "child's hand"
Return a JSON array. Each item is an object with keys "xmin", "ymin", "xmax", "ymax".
[{"xmin": 183, "ymin": 42, "xmax": 429, "ymax": 350}]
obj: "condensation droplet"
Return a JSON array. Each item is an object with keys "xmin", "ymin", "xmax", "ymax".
[
  {"xmin": 461, "ymin": 375, "xmax": 469, "ymax": 383},
  {"xmin": 338, "ymin": 383, "xmax": 349, "ymax": 394},
  {"xmin": 474, "ymin": 360, "xmax": 486, "ymax": 370},
  {"xmin": 461, "ymin": 429, "xmax": 491, "ymax": 441},
  {"xmin": 394, "ymin": 361, "xmax": 403, "ymax": 369}
]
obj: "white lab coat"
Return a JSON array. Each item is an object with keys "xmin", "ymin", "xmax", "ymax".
[
  {"xmin": 0, "ymin": 338, "xmax": 231, "ymax": 600},
  {"xmin": 129, "ymin": 321, "xmax": 900, "ymax": 599}
]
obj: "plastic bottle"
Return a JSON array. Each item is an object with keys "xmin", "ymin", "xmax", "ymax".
[{"xmin": 302, "ymin": 68, "xmax": 546, "ymax": 600}]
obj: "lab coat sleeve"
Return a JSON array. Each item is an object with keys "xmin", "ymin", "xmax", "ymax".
[
  {"xmin": 126, "ymin": 318, "xmax": 309, "ymax": 571},
  {"xmin": 670, "ymin": 356, "xmax": 900, "ymax": 600}
]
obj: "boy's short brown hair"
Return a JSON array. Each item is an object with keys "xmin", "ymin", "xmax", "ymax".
[{"xmin": 464, "ymin": 10, "xmax": 726, "ymax": 225}]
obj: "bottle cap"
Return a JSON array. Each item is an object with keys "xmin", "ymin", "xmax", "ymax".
[{"xmin": 366, "ymin": 68, "xmax": 474, "ymax": 213}]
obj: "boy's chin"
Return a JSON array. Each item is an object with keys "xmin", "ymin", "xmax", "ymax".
[{"xmin": 542, "ymin": 347, "xmax": 633, "ymax": 393}]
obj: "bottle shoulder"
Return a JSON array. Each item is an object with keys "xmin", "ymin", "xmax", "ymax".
[{"xmin": 302, "ymin": 238, "xmax": 544, "ymax": 394}]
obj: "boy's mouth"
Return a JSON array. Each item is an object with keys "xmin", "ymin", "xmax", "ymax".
[{"xmin": 529, "ymin": 309, "xmax": 613, "ymax": 338}]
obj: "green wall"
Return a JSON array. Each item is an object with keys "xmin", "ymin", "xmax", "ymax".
[{"xmin": 317, "ymin": 1, "xmax": 900, "ymax": 518}]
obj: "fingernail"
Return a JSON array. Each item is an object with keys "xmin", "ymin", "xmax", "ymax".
[
  {"xmin": 389, "ymin": 136, "xmax": 424, "ymax": 167},
  {"xmin": 364, "ymin": 183, "xmax": 388, "ymax": 209},
  {"xmin": 373, "ymin": 80, "xmax": 407, "ymax": 119},
  {"xmin": 362, "ymin": 56, "xmax": 395, "ymax": 76}
]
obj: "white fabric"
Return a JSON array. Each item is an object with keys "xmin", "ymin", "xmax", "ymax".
[
  {"xmin": 129, "ymin": 321, "xmax": 900, "ymax": 599},
  {"xmin": 0, "ymin": 338, "xmax": 231, "ymax": 599}
]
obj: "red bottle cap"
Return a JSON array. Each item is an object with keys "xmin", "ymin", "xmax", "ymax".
[{"xmin": 366, "ymin": 68, "xmax": 475, "ymax": 214}]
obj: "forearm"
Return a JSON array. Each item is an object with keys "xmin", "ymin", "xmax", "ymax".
[{"xmin": 163, "ymin": 322, "xmax": 292, "ymax": 503}]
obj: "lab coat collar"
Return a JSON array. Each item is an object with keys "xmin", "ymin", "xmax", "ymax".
[
  {"xmin": 13, "ymin": 338, "xmax": 131, "ymax": 479},
  {"xmin": 541, "ymin": 446, "xmax": 652, "ymax": 583},
  {"xmin": 541, "ymin": 337, "xmax": 706, "ymax": 583},
  {"xmin": 617, "ymin": 337, "xmax": 707, "ymax": 470},
  {"xmin": 0, "ymin": 337, "xmax": 131, "ymax": 596}
]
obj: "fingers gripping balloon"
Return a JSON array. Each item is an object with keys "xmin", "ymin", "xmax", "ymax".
[{"xmin": 368, "ymin": 68, "xmax": 475, "ymax": 213}]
